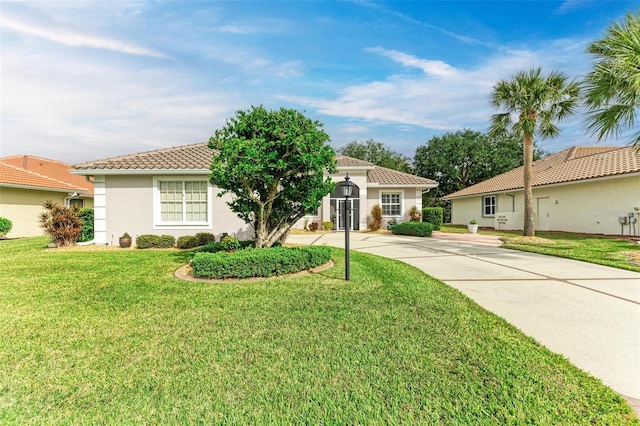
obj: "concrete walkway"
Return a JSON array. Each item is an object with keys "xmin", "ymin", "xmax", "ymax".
[{"xmin": 287, "ymin": 231, "xmax": 640, "ymax": 414}]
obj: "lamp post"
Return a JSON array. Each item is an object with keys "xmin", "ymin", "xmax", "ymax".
[{"xmin": 339, "ymin": 174, "xmax": 354, "ymax": 281}]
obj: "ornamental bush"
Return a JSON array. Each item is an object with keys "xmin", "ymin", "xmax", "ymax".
[
  {"xmin": 177, "ymin": 235, "xmax": 199, "ymax": 249},
  {"xmin": 369, "ymin": 204, "xmax": 383, "ymax": 231},
  {"xmin": 0, "ymin": 217, "xmax": 12, "ymax": 237},
  {"xmin": 422, "ymin": 207, "xmax": 443, "ymax": 230},
  {"xmin": 322, "ymin": 221, "xmax": 334, "ymax": 231},
  {"xmin": 191, "ymin": 246, "xmax": 331, "ymax": 279},
  {"xmin": 392, "ymin": 221, "xmax": 433, "ymax": 237},
  {"xmin": 39, "ymin": 200, "xmax": 82, "ymax": 247},
  {"xmin": 195, "ymin": 232, "xmax": 216, "ymax": 246},
  {"xmin": 136, "ymin": 234, "xmax": 160, "ymax": 249},
  {"xmin": 77, "ymin": 208, "xmax": 94, "ymax": 242},
  {"xmin": 157, "ymin": 235, "xmax": 176, "ymax": 248}
]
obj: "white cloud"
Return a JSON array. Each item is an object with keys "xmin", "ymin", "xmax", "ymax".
[
  {"xmin": 0, "ymin": 14, "xmax": 168, "ymax": 58},
  {"xmin": 284, "ymin": 43, "xmax": 591, "ymax": 145}
]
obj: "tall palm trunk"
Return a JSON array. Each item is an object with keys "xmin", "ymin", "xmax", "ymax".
[{"xmin": 523, "ymin": 134, "xmax": 535, "ymax": 236}]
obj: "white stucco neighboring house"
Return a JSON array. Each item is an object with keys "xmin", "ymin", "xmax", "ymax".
[
  {"xmin": 443, "ymin": 146, "xmax": 640, "ymax": 236},
  {"xmin": 72, "ymin": 143, "xmax": 437, "ymax": 245}
]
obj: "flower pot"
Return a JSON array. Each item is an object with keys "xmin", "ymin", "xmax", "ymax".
[
  {"xmin": 467, "ymin": 224, "xmax": 478, "ymax": 234},
  {"xmin": 119, "ymin": 237, "xmax": 132, "ymax": 248}
]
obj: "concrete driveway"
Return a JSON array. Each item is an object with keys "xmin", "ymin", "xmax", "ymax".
[{"xmin": 287, "ymin": 231, "xmax": 640, "ymax": 413}]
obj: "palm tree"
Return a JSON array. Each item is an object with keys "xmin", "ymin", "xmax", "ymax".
[
  {"xmin": 583, "ymin": 10, "xmax": 640, "ymax": 147},
  {"xmin": 489, "ymin": 68, "xmax": 580, "ymax": 236}
]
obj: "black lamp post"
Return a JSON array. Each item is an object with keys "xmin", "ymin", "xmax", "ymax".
[{"xmin": 339, "ymin": 174, "xmax": 355, "ymax": 281}]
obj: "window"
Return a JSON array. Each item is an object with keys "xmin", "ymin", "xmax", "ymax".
[
  {"xmin": 68, "ymin": 199, "xmax": 84, "ymax": 209},
  {"xmin": 381, "ymin": 192, "xmax": 401, "ymax": 216},
  {"xmin": 157, "ymin": 180, "xmax": 208, "ymax": 224},
  {"xmin": 483, "ymin": 195, "xmax": 496, "ymax": 216}
]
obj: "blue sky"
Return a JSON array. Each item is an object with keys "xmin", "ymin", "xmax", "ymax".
[{"xmin": 1, "ymin": 1, "xmax": 637, "ymax": 164}]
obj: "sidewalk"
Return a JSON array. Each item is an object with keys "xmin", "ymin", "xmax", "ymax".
[{"xmin": 287, "ymin": 231, "xmax": 640, "ymax": 415}]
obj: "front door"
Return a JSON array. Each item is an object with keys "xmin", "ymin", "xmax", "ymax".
[
  {"xmin": 536, "ymin": 197, "xmax": 551, "ymax": 231},
  {"xmin": 330, "ymin": 198, "xmax": 360, "ymax": 231}
]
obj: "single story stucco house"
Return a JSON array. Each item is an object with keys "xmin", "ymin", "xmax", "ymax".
[
  {"xmin": 72, "ymin": 143, "xmax": 437, "ymax": 245},
  {"xmin": 443, "ymin": 146, "xmax": 640, "ymax": 236},
  {"xmin": 0, "ymin": 155, "xmax": 94, "ymax": 237}
]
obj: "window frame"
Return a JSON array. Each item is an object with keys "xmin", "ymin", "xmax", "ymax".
[
  {"xmin": 153, "ymin": 177, "xmax": 212, "ymax": 228},
  {"xmin": 482, "ymin": 195, "xmax": 496, "ymax": 217},
  {"xmin": 380, "ymin": 191, "xmax": 403, "ymax": 217}
]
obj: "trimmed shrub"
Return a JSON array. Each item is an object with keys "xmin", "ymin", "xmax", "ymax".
[
  {"xmin": 422, "ymin": 207, "xmax": 443, "ymax": 230},
  {"xmin": 322, "ymin": 221, "xmax": 333, "ymax": 231},
  {"xmin": 192, "ymin": 240, "xmax": 254, "ymax": 257},
  {"xmin": 77, "ymin": 208, "xmax": 94, "ymax": 242},
  {"xmin": 392, "ymin": 221, "xmax": 433, "ymax": 237},
  {"xmin": 192, "ymin": 245, "xmax": 331, "ymax": 279},
  {"xmin": 220, "ymin": 236, "xmax": 241, "ymax": 252},
  {"xmin": 177, "ymin": 235, "xmax": 199, "ymax": 249},
  {"xmin": 308, "ymin": 222, "xmax": 319, "ymax": 231},
  {"xmin": 0, "ymin": 217, "xmax": 13, "ymax": 237},
  {"xmin": 39, "ymin": 200, "xmax": 82, "ymax": 247},
  {"xmin": 195, "ymin": 232, "xmax": 216, "ymax": 246},
  {"xmin": 157, "ymin": 235, "xmax": 176, "ymax": 248},
  {"xmin": 369, "ymin": 204, "xmax": 383, "ymax": 231},
  {"xmin": 136, "ymin": 234, "xmax": 160, "ymax": 249}
]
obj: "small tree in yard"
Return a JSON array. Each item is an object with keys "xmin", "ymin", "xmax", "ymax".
[
  {"xmin": 209, "ymin": 106, "xmax": 337, "ymax": 248},
  {"xmin": 39, "ymin": 200, "xmax": 82, "ymax": 247}
]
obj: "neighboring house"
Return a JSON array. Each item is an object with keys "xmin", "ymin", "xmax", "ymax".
[
  {"xmin": 443, "ymin": 146, "xmax": 640, "ymax": 236},
  {"xmin": 72, "ymin": 143, "xmax": 437, "ymax": 245},
  {"xmin": 0, "ymin": 155, "xmax": 94, "ymax": 237}
]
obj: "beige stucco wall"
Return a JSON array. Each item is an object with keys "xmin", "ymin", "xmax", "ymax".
[
  {"xmin": 100, "ymin": 175, "xmax": 252, "ymax": 246},
  {"xmin": 366, "ymin": 187, "xmax": 422, "ymax": 227},
  {"xmin": 450, "ymin": 174, "xmax": 640, "ymax": 235},
  {"xmin": 0, "ymin": 187, "xmax": 93, "ymax": 238}
]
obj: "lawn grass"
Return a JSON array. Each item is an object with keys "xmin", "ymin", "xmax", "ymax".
[
  {"xmin": 441, "ymin": 225, "xmax": 640, "ymax": 272},
  {"xmin": 1, "ymin": 237, "xmax": 638, "ymax": 424}
]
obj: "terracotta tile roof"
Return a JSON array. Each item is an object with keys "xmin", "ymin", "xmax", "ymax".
[
  {"xmin": 0, "ymin": 156, "xmax": 93, "ymax": 195},
  {"xmin": 367, "ymin": 164, "xmax": 437, "ymax": 186},
  {"xmin": 73, "ymin": 142, "xmax": 213, "ymax": 170},
  {"xmin": 444, "ymin": 146, "xmax": 640, "ymax": 199},
  {"xmin": 74, "ymin": 144, "xmax": 437, "ymax": 187},
  {"xmin": 335, "ymin": 155, "xmax": 376, "ymax": 167}
]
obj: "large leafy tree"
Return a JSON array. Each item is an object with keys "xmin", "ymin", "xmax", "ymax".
[
  {"xmin": 583, "ymin": 10, "xmax": 640, "ymax": 147},
  {"xmin": 489, "ymin": 68, "xmax": 580, "ymax": 236},
  {"xmin": 338, "ymin": 139, "xmax": 413, "ymax": 173},
  {"xmin": 413, "ymin": 129, "xmax": 545, "ymax": 199},
  {"xmin": 209, "ymin": 106, "xmax": 337, "ymax": 248}
]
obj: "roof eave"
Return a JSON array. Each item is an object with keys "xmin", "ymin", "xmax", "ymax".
[
  {"xmin": 71, "ymin": 168, "xmax": 211, "ymax": 176},
  {"xmin": 0, "ymin": 182, "xmax": 93, "ymax": 195}
]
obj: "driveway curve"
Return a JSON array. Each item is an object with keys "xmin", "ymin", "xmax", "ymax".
[{"xmin": 287, "ymin": 231, "xmax": 640, "ymax": 414}]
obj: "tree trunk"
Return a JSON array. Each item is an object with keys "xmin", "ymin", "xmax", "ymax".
[{"xmin": 523, "ymin": 134, "xmax": 535, "ymax": 237}]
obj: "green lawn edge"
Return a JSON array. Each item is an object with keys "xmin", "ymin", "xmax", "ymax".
[{"xmin": 1, "ymin": 237, "xmax": 638, "ymax": 424}]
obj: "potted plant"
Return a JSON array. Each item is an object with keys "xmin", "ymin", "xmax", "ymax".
[
  {"xmin": 119, "ymin": 232, "xmax": 132, "ymax": 248},
  {"xmin": 467, "ymin": 220, "xmax": 479, "ymax": 234}
]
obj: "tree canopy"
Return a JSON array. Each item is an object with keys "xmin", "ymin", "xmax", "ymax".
[
  {"xmin": 338, "ymin": 139, "xmax": 412, "ymax": 173},
  {"xmin": 583, "ymin": 10, "xmax": 640, "ymax": 147},
  {"xmin": 489, "ymin": 67, "xmax": 579, "ymax": 236},
  {"xmin": 209, "ymin": 106, "xmax": 337, "ymax": 248},
  {"xmin": 413, "ymin": 129, "xmax": 546, "ymax": 199}
]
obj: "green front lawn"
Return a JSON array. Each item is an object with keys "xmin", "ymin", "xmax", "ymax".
[
  {"xmin": 1, "ymin": 237, "xmax": 637, "ymax": 424},
  {"xmin": 441, "ymin": 225, "xmax": 640, "ymax": 272}
]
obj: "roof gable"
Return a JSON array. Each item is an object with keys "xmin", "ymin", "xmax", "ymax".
[
  {"xmin": 1, "ymin": 156, "xmax": 93, "ymax": 194},
  {"xmin": 444, "ymin": 145, "xmax": 640, "ymax": 199}
]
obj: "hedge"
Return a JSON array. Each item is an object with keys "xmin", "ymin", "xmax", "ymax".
[
  {"xmin": 77, "ymin": 208, "xmax": 94, "ymax": 242},
  {"xmin": 392, "ymin": 221, "xmax": 433, "ymax": 237},
  {"xmin": 191, "ymin": 246, "xmax": 332, "ymax": 279},
  {"xmin": 195, "ymin": 232, "xmax": 216, "ymax": 246},
  {"xmin": 0, "ymin": 217, "xmax": 13, "ymax": 236},
  {"xmin": 422, "ymin": 207, "xmax": 443, "ymax": 230},
  {"xmin": 136, "ymin": 234, "xmax": 160, "ymax": 249},
  {"xmin": 177, "ymin": 235, "xmax": 199, "ymax": 249},
  {"xmin": 157, "ymin": 235, "xmax": 176, "ymax": 248}
]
